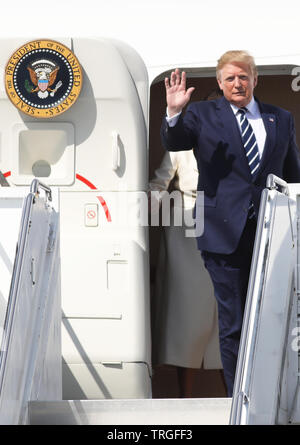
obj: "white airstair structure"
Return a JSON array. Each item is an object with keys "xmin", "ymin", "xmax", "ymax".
[
  {"xmin": 0, "ymin": 180, "xmax": 61, "ymax": 424},
  {"xmin": 231, "ymin": 175, "xmax": 300, "ymax": 425}
]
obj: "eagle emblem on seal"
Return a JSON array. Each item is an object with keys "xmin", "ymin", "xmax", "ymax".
[{"xmin": 26, "ymin": 59, "xmax": 62, "ymax": 99}]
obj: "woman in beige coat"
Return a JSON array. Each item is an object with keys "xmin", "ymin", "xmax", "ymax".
[{"xmin": 149, "ymin": 149, "xmax": 222, "ymax": 397}]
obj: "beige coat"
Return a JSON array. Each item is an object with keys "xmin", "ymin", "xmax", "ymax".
[{"xmin": 150, "ymin": 151, "xmax": 222, "ymax": 368}]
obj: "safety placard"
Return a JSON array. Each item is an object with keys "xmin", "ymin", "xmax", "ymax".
[{"xmin": 84, "ymin": 203, "xmax": 98, "ymax": 227}]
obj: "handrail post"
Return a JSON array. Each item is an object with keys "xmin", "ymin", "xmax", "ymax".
[{"xmin": 30, "ymin": 179, "xmax": 52, "ymax": 202}]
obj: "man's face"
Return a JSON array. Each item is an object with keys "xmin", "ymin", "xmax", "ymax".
[{"xmin": 217, "ymin": 62, "xmax": 257, "ymax": 108}]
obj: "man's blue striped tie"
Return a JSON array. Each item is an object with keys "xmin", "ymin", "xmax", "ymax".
[{"xmin": 238, "ymin": 107, "xmax": 260, "ymax": 219}]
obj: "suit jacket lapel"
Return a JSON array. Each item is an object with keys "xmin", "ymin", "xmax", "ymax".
[
  {"xmin": 255, "ymin": 99, "xmax": 276, "ymax": 177},
  {"xmin": 216, "ymin": 97, "xmax": 252, "ymax": 180}
]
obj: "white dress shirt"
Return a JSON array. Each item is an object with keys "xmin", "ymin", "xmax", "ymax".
[{"xmin": 166, "ymin": 96, "xmax": 267, "ymax": 158}]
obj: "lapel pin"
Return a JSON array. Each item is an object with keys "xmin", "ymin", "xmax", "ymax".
[{"xmin": 269, "ymin": 117, "xmax": 274, "ymax": 122}]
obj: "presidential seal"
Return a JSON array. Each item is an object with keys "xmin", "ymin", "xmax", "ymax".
[{"xmin": 5, "ymin": 39, "xmax": 82, "ymax": 118}]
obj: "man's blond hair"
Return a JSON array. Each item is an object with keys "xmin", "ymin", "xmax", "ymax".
[{"xmin": 216, "ymin": 50, "xmax": 258, "ymax": 80}]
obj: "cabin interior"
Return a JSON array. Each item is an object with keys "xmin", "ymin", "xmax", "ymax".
[{"xmin": 148, "ymin": 66, "xmax": 300, "ymax": 399}]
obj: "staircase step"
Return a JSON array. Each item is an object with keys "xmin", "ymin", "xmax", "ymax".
[{"xmin": 29, "ymin": 398, "xmax": 231, "ymax": 425}]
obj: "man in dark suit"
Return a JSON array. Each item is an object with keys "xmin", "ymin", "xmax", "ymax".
[{"xmin": 160, "ymin": 50, "xmax": 300, "ymax": 396}]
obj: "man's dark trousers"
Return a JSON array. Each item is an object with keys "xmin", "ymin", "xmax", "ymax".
[{"xmin": 201, "ymin": 215, "xmax": 257, "ymax": 396}]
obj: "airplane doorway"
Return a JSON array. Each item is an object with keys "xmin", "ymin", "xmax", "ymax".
[{"xmin": 148, "ymin": 65, "xmax": 300, "ymax": 399}]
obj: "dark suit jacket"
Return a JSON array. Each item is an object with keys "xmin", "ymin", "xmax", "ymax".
[{"xmin": 161, "ymin": 96, "xmax": 300, "ymax": 254}]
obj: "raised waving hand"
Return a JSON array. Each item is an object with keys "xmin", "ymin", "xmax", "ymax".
[{"xmin": 165, "ymin": 68, "xmax": 195, "ymax": 117}]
